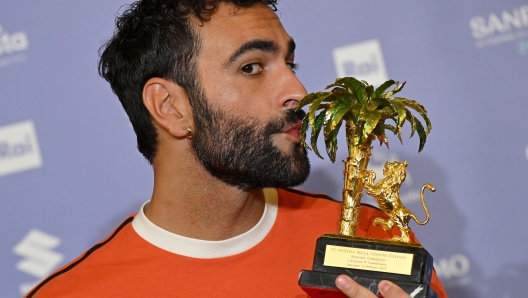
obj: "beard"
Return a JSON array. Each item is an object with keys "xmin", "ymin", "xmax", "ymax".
[{"xmin": 189, "ymin": 90, "xmax": 310, "ymax": 191}]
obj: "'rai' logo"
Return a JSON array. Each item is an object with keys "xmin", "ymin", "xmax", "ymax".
[
  {"xmin": 332, "ymin": 39, "xmax": 389, "ymax": 87},
  {"xmin": 0, "ymin": 120, "xmax": 43, "ymax": 176}
]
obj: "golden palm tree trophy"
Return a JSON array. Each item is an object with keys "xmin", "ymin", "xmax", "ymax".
[{"xmin": 297, "ymin": 77, "xmax": 438, "ymax": 298}]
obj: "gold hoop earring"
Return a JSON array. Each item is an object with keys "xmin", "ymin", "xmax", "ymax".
[{"xmin": 185, "ymin": 126, "xmax": 193, "ymax": 139}]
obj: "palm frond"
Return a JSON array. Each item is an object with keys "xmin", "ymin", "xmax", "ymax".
[
  {"xmin": 328, "ymin": 93, "xmax": 353, "ymax": 131},
  {"xmin": 306, "ymin": 93, "xmax": 329, "ymax": 127},
  {"xmin": 385, "ymin": 123, "xmax": 403, "ymax": 144},
  {"xmin": 359, "ymin": 107, "xmax": 382, "ymax": 142},
  {"xmin": 372, "ymin": 121, "xmax": 390, "ymax": 148},
  {"xmin": 323, "ymin": 113, "xmax": 342, "ymax": 162},
  {"xmin": 394, "ymin": 97, "xmax": 432, "ymax": 134},
  {"xmin": 310, "ymin": 111, "xmax": 327, "ymax": 159},
  {"xmin": 327, "ymin": 77, "xmax": 367, "ymax": 104},
  {"xmin": 383, "ymin": 81, "xmax": 406, "ymax": 98},
  {"xmin": 373, "ymin": 80, "xmax": 396, "ymax": 98},
  {"xmin": 387, "ymin": 99, "xmax": 407, "ymax": 130},
  {"xmin": 296, "ymin": 77, "xmax": 431, "ymax": 160},
  {"xmin": 413, "ymin": 116, "xmax": 427, "ymax": 152},
  {"xmin": 300, "ymin": 115, "xmax": 310, "ymax": 149},
  {"xmin": 298, "ymin": 91, "xmax": 329, "ymax": 110},
  {"xmin": 403, "ymin": 107, "xmax": 417, "ymax": 139}
]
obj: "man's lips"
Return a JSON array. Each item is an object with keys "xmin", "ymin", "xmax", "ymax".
[{"xmin": 282, "ymin": 121, "xmax": 302, "ymax": 141}]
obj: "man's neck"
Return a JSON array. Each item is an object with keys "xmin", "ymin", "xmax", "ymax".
[{"xmin": 144, "ymin": 153, "xmax": 266, "ymax": 241}]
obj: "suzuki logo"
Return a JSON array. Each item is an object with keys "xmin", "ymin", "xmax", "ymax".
[
  {"xmin": 13, "ymin": 229, "xmax": 64, "ymax": 278},
  {"xmin": 13, "ymin": 229, "xmax": 64, "ymax": 295}
]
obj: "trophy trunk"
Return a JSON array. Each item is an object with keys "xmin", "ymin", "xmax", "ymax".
[{"xmin": 339, "ymin": 137, "xmax": 372, "ymax": 236}]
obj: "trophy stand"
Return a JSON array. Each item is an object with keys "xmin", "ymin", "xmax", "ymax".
[{"xmin": 298, "ymin": 235, "xmax": 437, "ymax": 298}]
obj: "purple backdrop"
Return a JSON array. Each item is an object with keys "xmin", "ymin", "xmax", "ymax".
[{"xmin": 1, "ymin": 1, "xmax": 527, "ymax": 297}]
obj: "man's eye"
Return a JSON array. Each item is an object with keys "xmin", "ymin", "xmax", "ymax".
[{"xmin": 241, "ymin": 63, "xmax": 262, "ymax": 75}]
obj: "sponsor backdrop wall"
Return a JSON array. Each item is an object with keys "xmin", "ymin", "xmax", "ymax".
[{"xmin": 1, "ymin": 0, "xmax": 527, "ymax": 297}]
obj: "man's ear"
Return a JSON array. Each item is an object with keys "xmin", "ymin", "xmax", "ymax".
[{"xmin": 142, "ymin": 78, "xmax": 192, "ymax": 138}]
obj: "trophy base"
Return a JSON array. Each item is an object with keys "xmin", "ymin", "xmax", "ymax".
[
  {"xmin": 299, "ymin": 270, "xmax": 436, "ymax": 298},
  {"xmin": 298, "ymin": 234, "xmax": 438, "ymax": 298}
]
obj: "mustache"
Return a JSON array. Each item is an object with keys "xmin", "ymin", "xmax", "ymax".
[{"xmin": 263, "ymin": 108, "xmax": 307, "ymax": 136}]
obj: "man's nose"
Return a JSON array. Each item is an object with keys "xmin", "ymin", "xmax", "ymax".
[{"xmin": 279, "ymin": 70, "xmax": 307, "ymax": 109}]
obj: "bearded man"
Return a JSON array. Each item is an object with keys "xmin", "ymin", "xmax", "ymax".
[{"xmin": 26, "ymin": 1, "xmax": 447, "ymax": 297}]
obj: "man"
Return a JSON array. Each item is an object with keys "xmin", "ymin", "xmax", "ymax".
[{"xmin": 27, "ymin": 1, "xmax": 447, "ymax": 297}]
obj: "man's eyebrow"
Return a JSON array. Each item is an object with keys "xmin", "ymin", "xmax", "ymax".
[{"xmin": 224, "ymin": 39, "xmax": 296, "ymax": 67}]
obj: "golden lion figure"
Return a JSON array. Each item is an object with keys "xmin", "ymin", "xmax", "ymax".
[{"xmin": 363, "ymin": 161, "xmax": 436, "ymax": 243}]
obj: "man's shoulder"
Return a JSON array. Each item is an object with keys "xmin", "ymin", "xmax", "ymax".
[
  {"xmin": 275, "ymin": 188, "xmax": 399, "ymax": 238},
  {"xmin": 275, "ymin": 188, "xmax": 384, "ymax": 214},
  {"xmin": 276, "ymin": 188, "xmax": 338, "ymax": 204},
  {"xmin": 25, "ymin": 216, "xmax": 137, "ymax": 297}
]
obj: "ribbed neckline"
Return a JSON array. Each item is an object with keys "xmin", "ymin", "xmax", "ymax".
[{"xmin": 131, "ymin": 188, "xmax": 278, "ymax": 259}]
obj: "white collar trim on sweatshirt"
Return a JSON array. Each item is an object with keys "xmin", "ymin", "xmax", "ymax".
[{"xmin": 132, "ymin": 188, "xmax": 278, "ymax": 259}]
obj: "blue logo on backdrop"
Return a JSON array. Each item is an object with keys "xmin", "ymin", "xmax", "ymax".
[
  {"xmin": 470, "ymin": 5, "xmax": 528, "ymax": 49},
  {"xmin": 342, "ymin": 54, "xmax": 379, "ymax": 77},
  {"xmin": 518, "ymin": 39, "xmax": 528, "ymax": 55},
  {"xmin": 434, "ymin": 254, "xmax": 472, "ymax": 288},
  {"xmin": 0, "ymin": 136, "xmax": 33, "ymax": 159},
  {"xmin": 0, "ymin": 121, "xmax": 43, "ymax": 177},
  {"xmin": 332, "ymin": 39, "xmax": 389, "ymax": 87},
  {"xmin": 0, "ymin": 25, "xmax": 29, "ymax": 69}
]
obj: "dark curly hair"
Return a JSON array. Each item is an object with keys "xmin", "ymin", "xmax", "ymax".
[{"xmin": 98, "ymin": 0, "xmax": 278, "ymax": 164}]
